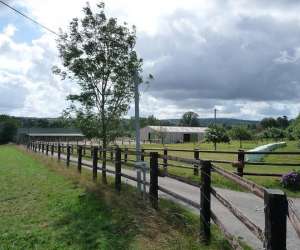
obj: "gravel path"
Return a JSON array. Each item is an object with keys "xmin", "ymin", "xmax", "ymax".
[{"xmin": 49, "ymin": 152, "xmax": 300, "ymax": 249}]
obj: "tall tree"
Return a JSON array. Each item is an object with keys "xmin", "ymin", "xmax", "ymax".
[
  {"xmin": 276, "ymin": 116, "xmax": 289, "ymax": 129},
  {"xmin": 53, "ymin": 2, "xmax": 151, "ymax": 183},
  {"xmin": 205, "ymin": 125, "xmax": 230, "ymax": 150},
  {"xmin": 0, "ymin": 115, "xmax": 19, "ymax": 144},
  {"xmin": 229, "ymin": 126, "xmax": 252, "ymax": 148},
  {"xmin": 179, "ymin": 111, "xmax": 199, "ymax": 127},
  {"xmin": 260, "ymin": 117, "xmax": 278, "ymax": 129}
]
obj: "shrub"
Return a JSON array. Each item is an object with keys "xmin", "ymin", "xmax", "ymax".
[{"xmin": 281, "ymin": 171, "xmax": 300, "ymax": 190}]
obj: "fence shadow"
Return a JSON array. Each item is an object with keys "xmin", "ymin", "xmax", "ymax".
[{"xmin": 52, "ymin": 186, "xmax": 138, "ymax": 250}]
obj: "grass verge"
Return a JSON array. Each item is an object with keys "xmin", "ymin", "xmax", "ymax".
[{"xmin": 0, "ymin": 145, "xmax": 234, "ymax": 250}]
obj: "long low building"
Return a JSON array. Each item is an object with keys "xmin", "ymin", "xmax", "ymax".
[
  {"xmin": 140, "ymin": 126, "xmax": 208, "ymax": 144},
  {"xmin": 17, "ymin": 128, "xmax": 85, "ymax": 144}
]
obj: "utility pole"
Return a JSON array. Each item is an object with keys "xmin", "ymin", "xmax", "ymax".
[
  {"xmin": 134, "ymin": 71, "xmax": 146, "ymax": 196},
  {"xmin": 134, "ymin": 71, "xmax": 141, "ymax": 162},
  {"xmin": 214, "ymin": 108, "xmax": 217, "ymax": 126},
  {"xmin": 214, "ymin": 108, "xmax": 217, "ymax": 150}
]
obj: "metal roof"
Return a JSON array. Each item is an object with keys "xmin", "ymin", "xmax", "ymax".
[
  {"xmin": 17, "ymin": 128, "xmax": 84, "ymax": 137},
  {"xmin": 147, "ymin": 126, "xmax": 208, "ymax": 133},
  {"xmin": 27, "ymin": 133, "xmax": 84, "ymax": 137}
]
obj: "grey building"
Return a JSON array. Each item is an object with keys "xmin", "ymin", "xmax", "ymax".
[
  {"xmin": 140, "ymin": 126, "xmax": 208, "ymax": 144},
  {"xmin": 17, "ymin": 128, "xmax": 85, "ymax": 144}
]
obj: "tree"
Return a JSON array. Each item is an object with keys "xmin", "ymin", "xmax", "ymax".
[
  {"xmin": 229, "ymin": 126, "xmax": 252, "ymax": 148},
  {"xmin": 257, "ymin": 127, "xmax": 286, "ymax": 141},
  {"xmin": 205, "ymin": 125, "xmax": 230, "ymax": 150},
  {"xmin": 277, "ymin": 116, "xmax": 289, "ymax": 129},
  {"xmin": 54, "ymin": 2, "xmax": 151, "ymax": 183},
  {"xmin": 260, "ymin": 117, "xmax": 278, "ymax": 129},
  {"xmin": 0, "ymin": 115, "xmax": 19, "ymax": 144},
  {"xmin": 147, "ymin": 115, "xmax": 160, "ymax": 126},
  {"xmin": 36, "ymin": 118, "xmax": 50, "ymax": 128},
  {"xmin": 179, "ymin": 111, "xmax": 199, "ymax": 127}
]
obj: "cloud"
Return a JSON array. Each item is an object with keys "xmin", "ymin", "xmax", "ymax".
[
  {"xmin": 138, "ymin": 10, "xmax": 300, "ymax": 102},
  {"xmin": 1, "ymin": 0, "xmax": 300, "ymax": 120},
  {"xmin": 0, "ymin": 23, "xmax": 74, "ymax": 117}
]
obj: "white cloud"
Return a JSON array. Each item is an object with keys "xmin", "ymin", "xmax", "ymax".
[
  {"xmin": 0, "ymin": 24, "xmax": 73, "ymax": 117},
  {"xmin": 0, "ymin": 0, "xmax": 300, "ymax": 120}
]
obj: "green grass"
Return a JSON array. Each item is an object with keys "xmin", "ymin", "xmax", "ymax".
[
  {"xmin": 115, "ymin": 140, "xmax": 300, "ymax": 197},
  {"xmin": 0, "ymin": 145, "xmax": 234, "ymax": 250}
]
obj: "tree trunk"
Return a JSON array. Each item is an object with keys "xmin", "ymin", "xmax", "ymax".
[{"xmin": 102, "ymin": 133, "xmax": 107, "ymax": 184}]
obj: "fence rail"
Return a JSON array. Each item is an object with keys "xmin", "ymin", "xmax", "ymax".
[{"xmin": 27, "ymin": 141, "xmax": 300, "ymax": 249}]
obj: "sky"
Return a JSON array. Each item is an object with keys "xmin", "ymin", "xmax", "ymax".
[{"xmin": 1, "ymin": 0, "xmax": 300, "ymax": 120}]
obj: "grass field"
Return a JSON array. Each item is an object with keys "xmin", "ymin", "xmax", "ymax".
[
  {"xmin": 0, "ymin": 145, "xmax": 235, "ymax": 250},
  {"xmin": 116, "ymin": 140, "xmax": 300, "ymax": 197}
]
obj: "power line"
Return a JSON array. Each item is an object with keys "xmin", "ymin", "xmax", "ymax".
[{"xmin": 0, "ymin": 0, "xmax": 58, "ymax": 36}]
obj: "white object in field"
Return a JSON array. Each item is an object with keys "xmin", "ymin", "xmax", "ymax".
[{"xmin": 245, "ymin": 142, "xmax": 286, "ymax": 162}]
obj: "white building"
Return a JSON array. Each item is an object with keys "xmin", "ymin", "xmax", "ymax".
[{"xmin": 140, "ymin": 126, "xmax": 208, "ymax": 144}]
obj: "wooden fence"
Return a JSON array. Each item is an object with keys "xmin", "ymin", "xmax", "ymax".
[{"xmin": 27, "ymin": 141, "xmax": 300, "ymax": 249}]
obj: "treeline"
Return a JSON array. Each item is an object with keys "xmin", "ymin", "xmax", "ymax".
[
  {"xmin": 204, "ymin": 115, "xmax": 300, "ymax": 149},
  {"xmin": 1, "ymin": 112, "xmax": 300, "ymax": 146}
]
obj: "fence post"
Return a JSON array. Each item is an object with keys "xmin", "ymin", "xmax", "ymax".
[
  {"xmin": 124, "ymin": 147, "xmax": 128, "ymax": 163},
  {"xmin": 66, "ymin": 145, "xmax": 71, "ymax": 167},
  {"xmin": 58, "ymin": 144, "xmax": 61, "ymax": 160},
  {"xmin": 200, "ymin": 160, "xmax": 211, "ymax": 243},
  {"xmin": 237, "ymin": 150, "xmax": 245, "ymax": 177},
  {"xmin": 163, "ymin": 148, "xmax": 168, "ymax": 176},
  {"xmin": 46, "ymin": 144, "xmax": 49, "ymax": 155},
  {"xmin": 42, "ymin": 143, "xmax": 44, "ymax": 153},
  {"xmin": 99, "ymin": 146, "xmax": 102, "ymax": 160},
  {"xmin": 92, "ymin": 146, "xmax": 98, "ymax": 181},
  {"xmin": 194, "ymin": 148, "xmax": 200, "ymax": 176},
  {"xmin": 51, "ymin": 144, "xmax": 54, "ymax": 156},
  {"xmin": 115, "ymin": 147, "xmax": 121, "ymax": 192},
  {"xmin": 38, "ymin": 143, "xmax": 41, "ymax": 152},
  {"xmin": 150, "ymin": 152, "xmax": 159, "ymax": 209},
  {"xmin": 83, "ymin": 145, "xmax": 86, "ymax": 156},
  {"xmin": 141, "ymin": 149, "xmax": 145, "ymax": 161},
  {"xmin": 71, "ymin": 144, "xmax": 74, "ymax": 154},
  {"xmin": 264, "ymin": 189, "xmax": 287, "ymax": 250},
  {"xmin": 77, "ymin": 145, "xmax": 82, "ymax": 173},
  {"xmin": 110, "ymin": 148, "xmax": 113, "ymax": 161}
]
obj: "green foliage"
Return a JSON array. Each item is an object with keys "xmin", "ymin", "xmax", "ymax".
[
  {"xmin": 229, "ymin": 126, "xmax": 252, "ymax": 148},
  {"xmin": 0, "ymin": 115, "xmax": 19, "ymax": 144},
  {"xmin": 53, "ymin": 2, "xmax": 151, "ymax": 148},
  {"xmin": 179, "ymin": 111, "xmax": 199, "ymax": 127},
  {"xmin": 260, "ymin": 116, "xmax": 289, "ymax": 130},
  {"xmin": 288, "ymin": 114, "xmax": 300, "ymax": 140},
  {"xmin": 260, "ymin": 117, "xmax": 279, "ymax": 129},
  {"xmin": 138, "ymin": 115, "xmax": 160, "ymax": 128},
  {"xmin": 205, "ymin": 125, "xmax": 230, "ymax": 149},
  {"xmin": 257, "ymin": 127, "xmax": 286, "ymax": 141},
  {"xmin": 277, "ymin": 116, "xmax": 289, "ymax": 129}
]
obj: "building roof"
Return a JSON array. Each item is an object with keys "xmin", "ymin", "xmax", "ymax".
[
  {"xmin": 26, "ymin": 133, "xmax": 84, "ymax": 137},
  {"xmin": 146, "ymin": 126, "xmax": 208, "ymax": 133},
  {"xmin": 17, "ymin": 128, "xmax": 84, "ymax": 137}
]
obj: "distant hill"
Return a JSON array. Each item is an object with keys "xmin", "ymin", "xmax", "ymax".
[{"xmin": 162, "ymin": 118, "xmax": 259, "ymax": 127}]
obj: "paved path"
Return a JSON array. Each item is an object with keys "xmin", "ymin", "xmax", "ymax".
[{"xmin": 47, "ymin": 151, "xmax": 300, "ymax": 249}]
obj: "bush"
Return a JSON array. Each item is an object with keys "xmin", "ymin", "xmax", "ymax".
[{"xmin": 281, "ymin": 171, "xmax": 300, "ymax": 190}]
